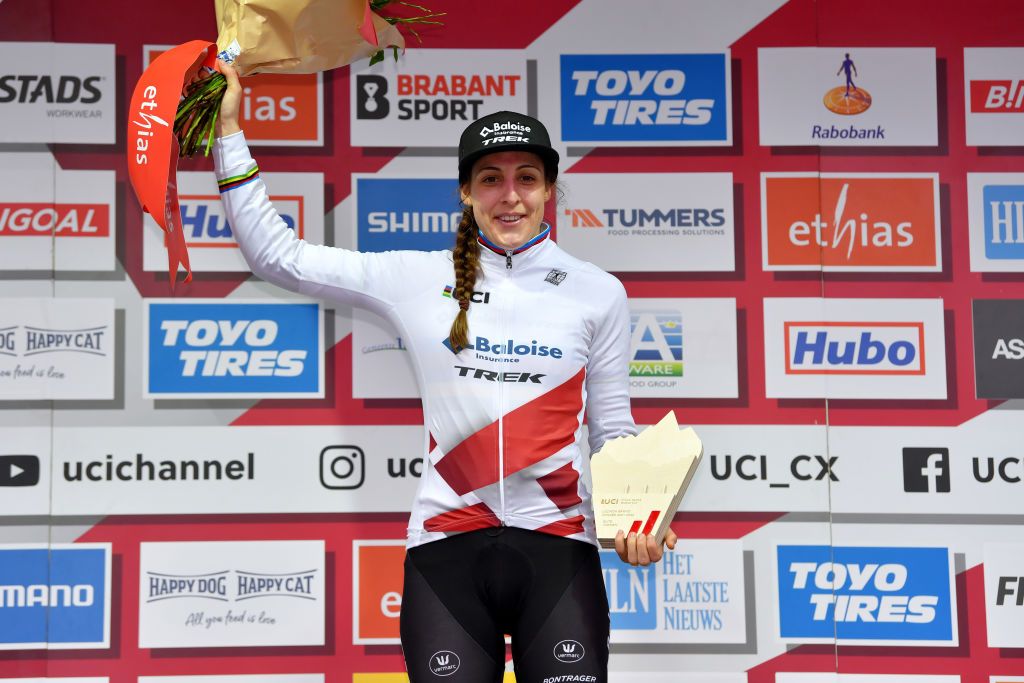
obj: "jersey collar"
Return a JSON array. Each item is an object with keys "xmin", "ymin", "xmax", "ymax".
[{"xmin": 476, "ymin": 223, "xmax": 552, "ymax": 261}]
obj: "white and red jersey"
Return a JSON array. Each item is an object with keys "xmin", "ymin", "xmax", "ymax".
[{"xmin": 214, "ymin": 132, "xmax": 636, "ymax": 549}]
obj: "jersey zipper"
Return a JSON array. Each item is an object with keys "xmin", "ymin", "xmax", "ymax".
[{"xmin": 497, "ymin": 248, "xmax": 514, "ymax": 524}]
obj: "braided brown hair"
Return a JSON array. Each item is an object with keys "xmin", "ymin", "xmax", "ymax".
[{"xmin": 447, "ymin": 205, "xmax": 480, "ymax": 352}]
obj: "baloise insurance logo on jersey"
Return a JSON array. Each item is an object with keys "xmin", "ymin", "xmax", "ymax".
[
  {"xmin": 0, "ymin": 544, "xmax": 111, "ymax": 650},
  {"xmin": 144, "ymin": 300, "xmax": 323, "ymax": 399},
  {"xmin": 560, "ymin": 53, "xmax": 731, "ymax": 145},
  {"xmin": 355, "ymin": 176, "xmax": 461, "ymax": 253},
  {"xmin": 776, "ymin": 545, "xmax": 957, "ymax": 646}
]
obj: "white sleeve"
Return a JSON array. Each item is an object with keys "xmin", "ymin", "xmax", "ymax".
[
  {"xmin": 585, "ymin": 277, "xmax": 637, "ymax": 453},
  {"xmin": 212, "ymin": 131, "xmax": 412, "ymax": 315}
]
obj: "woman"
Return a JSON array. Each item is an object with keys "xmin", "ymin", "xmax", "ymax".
[{"xmin": 213, "ymin": 62, "xmax": 676, "ymax": 682}]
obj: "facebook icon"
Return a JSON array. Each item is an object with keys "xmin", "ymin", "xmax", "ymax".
[{"xmin": 902, "ymin": 447, "xmax": 951, "ymax": 493}]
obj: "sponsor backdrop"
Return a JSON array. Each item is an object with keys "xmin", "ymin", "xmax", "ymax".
[{"xmin": 0, "ymin": 1, "xmax": 1022, "ymax": 682}]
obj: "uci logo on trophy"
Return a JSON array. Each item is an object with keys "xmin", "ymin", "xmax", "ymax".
[{"xmin": 824, "ymin": 52, "xmax": 872, "ymax": 115}]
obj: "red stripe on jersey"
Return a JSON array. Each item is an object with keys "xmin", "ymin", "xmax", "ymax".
[
  {"xmin": 434, "ymin": 368, "xmax": 584, "ymax": 495},
  {"xmin": 428, "ymin": 432, "xmax": 437, "ymax": 452},
  {"xmin": 424, "ymin": 502, "xmax": 500, "ymax": 532},
  {"xmin": 534, "ymin": 514, "xmax": 586, "ymax": 537},
  {"xmin": 536, "ymin": 461, "xmax": 582, "ymax": 510}
]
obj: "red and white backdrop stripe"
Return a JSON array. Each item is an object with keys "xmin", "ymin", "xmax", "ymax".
[{"xmin": 1, "ymin": 0, "xmax": 1023, "ymax": 681}]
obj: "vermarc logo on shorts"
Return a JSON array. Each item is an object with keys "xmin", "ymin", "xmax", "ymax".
[
  {"xmin": 553, "ymin": 639, "xmax": 584, "ymax": 663},
  {"xmin": 429, "ymin": 650, "xmax": 461, "ymax": 676}
]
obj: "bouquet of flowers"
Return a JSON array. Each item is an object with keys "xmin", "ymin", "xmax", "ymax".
[{"xmin": 127, "ymin": 0, "xmax": 442, "ymax": 288}]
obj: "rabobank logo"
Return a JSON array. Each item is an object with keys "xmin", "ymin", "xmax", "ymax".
[
  {"xmin": 144, "ymin": 300, "xmax": 323, "ymax": 399},
  {"xmin": 776, "ymin": 545, "xmax": 957, "ymax": 645},
  {"xmin": 629, "ymin": 311, "xmax": 683, "ymax": 377},
  {"xmin": 600, "ymin": 550, "xmax": 656, "ymax": 630},
  {"xmin": 983, "ymin": 185, "xmax": 1024, "ymax": 260},
  {"xmin": 355, "ymin": 176, "xmax": 461, "ymax": 252},
  {"xmin": 0, "ymin": 544, "xmax": 111, "ymax": 650},
  {"xmin": 560, "ymin": 53, "xmax": 730, "ymax": 144}
]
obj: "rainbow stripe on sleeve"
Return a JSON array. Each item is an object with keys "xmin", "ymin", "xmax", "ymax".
[{"xmin": 218, "ymin": 165, "xmax": 260, "ymax": 194}]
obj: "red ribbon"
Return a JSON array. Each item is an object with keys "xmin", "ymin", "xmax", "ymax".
[{"xmin": 126, "ymin": 40, "xmax": 216, "ymax": 291}]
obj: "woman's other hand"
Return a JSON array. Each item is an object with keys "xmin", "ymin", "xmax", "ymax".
[
  {"xmin": 215, "ymin": 59, "xmax": 242, "ymax": 138},
  {"xmin": 614, "ymin": 526, "xmax": 678, "ymax": 567}
]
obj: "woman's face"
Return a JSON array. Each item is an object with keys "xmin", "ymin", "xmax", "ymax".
[{"xmin": 461, "ymin": 150, "xmax": 551, "ymax": 250}]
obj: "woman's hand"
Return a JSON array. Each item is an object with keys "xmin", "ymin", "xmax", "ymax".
[
  {"xmin": 614, "ymin": 526, "xmax": 677, "ymax": 566},
  {"xmin": 215, "ymin": 59, "xmax": 243, "ymax": 138}
]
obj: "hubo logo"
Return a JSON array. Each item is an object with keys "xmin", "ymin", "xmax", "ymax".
[
  {"xmin": 564, "ymin": 206, "xmax": 726, "ymax": 232},
  {"xmin": 823, "ymin": 52, "xmax": 872, "ymax": 116},
  {"xmin": 176, "ymin": 194, "xmax": 301, "ymax": 248},
  {"xmin": 0, "ymin": 544, "xmax": 111, "ymax": 649},
  {"xmin": 784, "ymin": 322, "xmax": 924, "ymax": 375},
  {"xmin": 560, "ymin": 53, "xmax": 730, "ymax": 144},
  {"xmin": 145, "ymin": 300, "xmax": 323, "ymax": 399},
  {"xmin": 982, "ymin": 185, "xmax": 1024, "ymax": 260},
  {"xmin": 600, "ymin": 550, "xmax": 656, "ymax": 630},
  {"xmin": 428, "ymin": 649, "xmax": 461, "ymax": 676},
  {"xmin": 0, "ymin": 325, "xmax": 108, "ymax": 358},
  {"xmin": 777, "ymin": 545, "xmax": 957, "ymax": 645},
  {"xmin": 0, "ymin": 203, "xmax": 110, "ymax": 237},
  {"xmin": 553, "ymin": 639, "xmax": 585, "ymax": 663},
  {"xmin": 442, "ymin": 334, "xmax": 564, "ymax": 362},
  {"xmin": 355, "ymin": 176, "xmax": 461, "ymax": 253},
  {"xmin": 629, "ymin": 311, "xmax": 683, "ymax": 377},
  {"xmin": 762, "ymin": 174, "xmax": 940, "ymax": 272},
  {"xmin": 902, "ymin": 447, "xmax": 951, "ymax": 493}
]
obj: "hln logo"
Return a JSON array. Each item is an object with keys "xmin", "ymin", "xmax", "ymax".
[
  {"xmin": 984, "ymin": 185, "xmax": 1024, "ymax": 259},
  {"xmin": 629, "ymin": 311, "xmax": 683, "ymax": 377},
  {"xmin": 601, "ymin": 551, "xmax": 656, "ymax": 630},
  {"xmin": 902, "ymin": 447, "xmax": 950, "ymax": 493}
]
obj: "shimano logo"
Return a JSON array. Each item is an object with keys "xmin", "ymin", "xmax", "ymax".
[
  {"xmin": 0, "ymin": 74, "xmax": 102, "ymax": 104},
  {"xmin": 428, "ymin": 650, "xmax": 461, "ymax": 676},
  {"xmin": 0, "ymin": 584, "xmax": 94, "ymax": 608},
  {"xmin": 367, "ymin": 210, "xmax": 460, "ymax": 233},
  {"xmin": 785, "ymin": 323, "xmax": 923, "ymax": 375},
  {"xmin": 553, "ymin": 639, "xmax": 585, "ymax": 663}
]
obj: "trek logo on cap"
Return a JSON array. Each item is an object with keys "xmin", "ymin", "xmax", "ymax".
[{"xmin": 479, "ymin": 120, "xmax": 532, "ymax": 146}]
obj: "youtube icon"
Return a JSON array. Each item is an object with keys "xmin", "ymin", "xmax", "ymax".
[{"xmin": 0, "ymin": 455, "xmax": 40, "ymax": 487}]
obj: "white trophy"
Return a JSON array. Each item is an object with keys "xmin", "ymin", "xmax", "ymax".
[{"xmin": 590, "ymin": 411, "xmax": 703, "ymax": 549}]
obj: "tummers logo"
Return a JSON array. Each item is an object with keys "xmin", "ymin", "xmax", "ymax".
[
  {"xmin": 776, "ymin": 545, "xmax": 957, "ymax": 646},
  {"xmin": 144, "ymin": 300, "xmax": 324, "ymax": 399},
  {"xmin": 139, "ymin": 540, "xmax": 325, "ymax": 649},
  {"xmin": 355, "ymin": 176, "xmax": 461, "ymax": 253},
  {"xmin": 761, "ymin": 173, "xmax": 941, "ymax": 272},
  {"xmin": 0, "ymin": 42, "xmax": 115, "ymax": 144},
  {"xmin": 560, "ymin": 53, "xmax": 731, "ymax": 145},
  {"xmin": 429, "ymin": 650, "xmax": 461, "ymax": 676},
  {"xmin": 0, "ymin": 544, "xmax": 111, "ymax": 650},
  {"xmin": 629, "ymin": 311, "xmax": 683, "ymax": 378}
]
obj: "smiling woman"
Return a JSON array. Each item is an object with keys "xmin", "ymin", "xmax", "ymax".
[{"xmin": 212, "ymin": 61, "xmax": 676, "ymax": 682}]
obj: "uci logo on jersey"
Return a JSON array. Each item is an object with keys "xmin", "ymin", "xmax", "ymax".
[
  {"xmin": 144, "ymin": 300, "xmax": 323, "ymax": 399},
  {"xmin": 560, "ymin": 53, "xmax": 730, "ymax": 144},
  {"xmin": 776, "ymin": 545, "xmax": 957, "ymax": 645}
]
